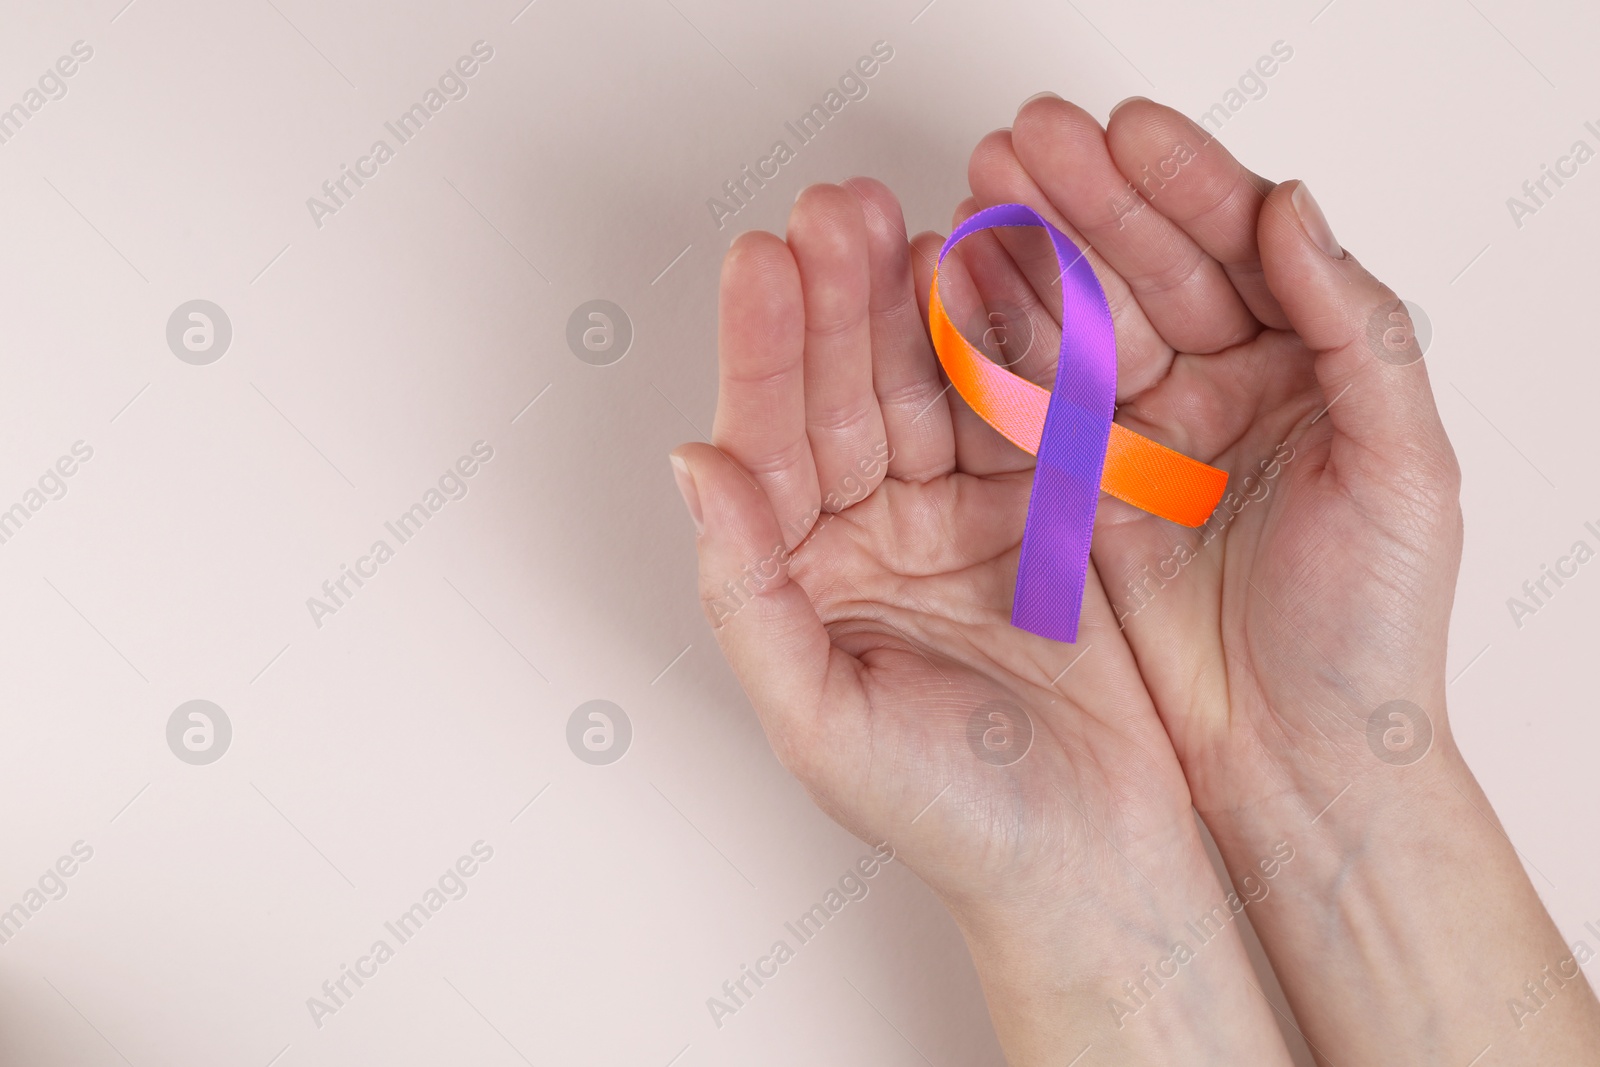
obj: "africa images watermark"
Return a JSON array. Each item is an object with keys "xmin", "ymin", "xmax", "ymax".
[
  {"xmin": 305, "ymin": 840, "xmax": 495, "ymax": 1029},
  {"xmin": 704, "ymin": 842, "xmax": 895, "ymax": 1029},
  {"xmin": 1108, "ymin": 40, "xmax": 1295, "ymax": 230},
  {"xmin": 1108, "ymin": 840, "xmax": 1295, "ymax": 1029},
  {"xmin": 1505, "ymin": 119, "xmax": 1600, "ymax": 230},
  {"xmin": 705, "ymin": 41, "xmax": 895, "ymax": 230},
  {"xmin": 1195, "ymin": 41, "xmax": 1295, "ymax": 136},
  {"xmin": 0, "ymin": 40, "xmax": 95, "ymax": 148},
  {"xmin": 704, "ymin": 440, "xmax": 893, "ymax": 629},
  {"xmin": 0, "ymin": 841, "xmax": 95, "ymax": 948},
  {"xmin": 0, "ymin": 440, "xmax": 95, "ymax": 548},
  {"xmin": 1114, "ymin": 441, "xmax": 1296, "ymax": 627},
  {"xmin": 305, "ymin": 441, "xmax": 495, "ymax": 628},
  {"xmin": 306, "ymin": 41, "xmax": 496, "ymax": 230},
  {"xmin": 1506, "ymin": 918, "xmax": 1600, "ymax": 1032},
  {"xmin": 1505, "ymin": 516, "xmax": 1600, "ymax": 630}
]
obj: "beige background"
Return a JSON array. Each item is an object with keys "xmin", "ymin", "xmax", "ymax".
[{"xmin": 0, "ymin": 0, "xmax": 1596, "ymax": 1063}]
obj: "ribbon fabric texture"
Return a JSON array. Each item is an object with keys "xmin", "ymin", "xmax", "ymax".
[{"xmin": 927, "ymin": 203, "xmax": 1227, "ymax": 642}]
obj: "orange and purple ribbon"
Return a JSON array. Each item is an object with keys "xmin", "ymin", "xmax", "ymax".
[{"xmin": 928, "ymin": 204, "xmax": 1228, "ymax": 642}]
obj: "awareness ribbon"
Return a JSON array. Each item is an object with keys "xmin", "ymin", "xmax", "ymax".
[{"xmin": 928, "ymin": 204, "xmax": 1227, "ymax": 642}]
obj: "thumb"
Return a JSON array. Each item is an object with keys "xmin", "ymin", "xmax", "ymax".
[
  {"xmin": 1258, "ymin": 180, "xmax": 1457, "ymax": 489},
  {"xmin": 669, "ymin": 443, "xmax": 833, "ymax": 742}
]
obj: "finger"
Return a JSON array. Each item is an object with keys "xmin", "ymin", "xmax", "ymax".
[
  {"xmin": 671, "ymin": 443, "xmax": 836, "ymax": 749},
  {"xmin": 967, "ymin": 127, "xmax": 1177, "ymax": 399},
  {"xmin": 910, "ymin": 226, "xmax": 1038, "ymax": 477},
  {"xmin": 1258, "ymin": 181, "xmax": 1457, "ymax": 489},
  {"xmin": 1012, "ymin": 94, "xmax": 1258, "ymax": 354},
  {"xmin": 954, "ymin": 169, "xmax": 1066, "ymax": 332},
  {"xmin": 712, "ymin": 232, "xmax": 821, "ymax": 547},
  {"xmin": 943, "ymin": 199, "xmax": 1063, "ymax": 390},
  {"xmin": 788, "ymin": 184, "xmax": 891, "ymax": 514},
  {"xmin": 1105, "ymin": 97, "xmax": 1290, "ymax": 330},
  {"xmin": 1115, "ymin": 335, "xmax": 1316, "ymax": 465},
  {"xmin": 842, "ymin": 176, "xmax": 957, "ymax": 482}
]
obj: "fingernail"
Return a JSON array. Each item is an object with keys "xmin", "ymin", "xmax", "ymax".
[
  {"xmin": 1018, "ymin": 91, "xmax": 1061, "ymax": 113},
  {"xmin": 1291, "ymin": 181, "xmax": 1343, "ymax": 259},
  {"xmin": 669, "ymin": 452, "xmax": 703, "ymax": 534},
  {"xmin": 1109, "ymin": 95, "xmax": 1150, "ymax": 119}
]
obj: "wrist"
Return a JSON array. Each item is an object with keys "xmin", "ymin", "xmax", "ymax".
[
  {"xmin": 949, "ymin": 824, "xmax": 1295, "ymax": 1066},
  {"xmin": 1197, "ymin": 720, "xmax": 1600, "ymax": 1063},
  {"xmin": 1191, "ymin": 671, "xmax": 1459, "ymax": 845}
]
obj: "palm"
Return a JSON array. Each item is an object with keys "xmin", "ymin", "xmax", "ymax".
[
  {"xmin": 681, "ymin": 177, "xmax": 1200, "ymax": 911},
  {"xmin": 1043, "ymin": 242, "xmax": 1460, "ymax": 814},
  {"xmin": 1189, "ymin": 382, "xmax": 1459, "ymax": 809},
  {"xmin": 939, "ymin": 95, "xmax": 1461, "ymax": 818},
  {"xmin": 785, "ymin": 466, "xmax": 1191, "ymax": 904}
]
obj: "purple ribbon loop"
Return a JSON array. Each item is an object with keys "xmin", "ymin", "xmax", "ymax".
[{"xmin": 939, "ymin": 204, "xmax": 1117, "ymax": 643}]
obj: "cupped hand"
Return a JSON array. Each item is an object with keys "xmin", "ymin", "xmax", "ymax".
[
  {"xmin": 954, "ymin": 96, "xmax": 1600, "ymax": 1067},
  {"xmin": 670, "ymin": 179, "xmax": 1217, "ymax": 929},
  {"xmin": 953, "ymin": 94, "xmax": 1463, "ymax": 823}
]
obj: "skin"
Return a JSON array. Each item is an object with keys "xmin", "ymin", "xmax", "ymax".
[{"xmin": 671, "ymin": 94, "xmax": 1600, "ymax": 1065}]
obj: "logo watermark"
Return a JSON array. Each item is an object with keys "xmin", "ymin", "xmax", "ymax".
[
  {"xmin": 960, "ymin": 302, "xmax": 1040, "ymax": 368},
  {"xmin": 566, "ymin": 300, "xmax": 633, "ymax": 366},
  {"xmin": 167, "ymin": 700, "xmax": 232, "ymax": 765},
  {"xmin": 166, "ymin": 300, "xmax": 232, "ymax": 365},
  {"xmin": 566, "ymin": 700, "xmax": 632, "ymax": 765},
  {"xmin": 966, "ymin": 700, "xmax": 1033, "ymax": 767},
  {"xmin": 1365, "ymin": 299, "xmax": 1431, "ymax": 366},
  {"xmin": 1366, "ymin": 700, "xmax": 1432, "ymax": 766}
]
